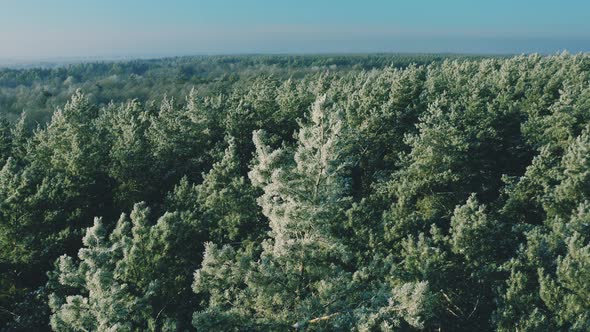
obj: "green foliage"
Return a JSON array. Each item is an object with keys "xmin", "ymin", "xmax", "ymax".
[
  {"xmin": 193, "ymin": 95, "xmax": 438, "ymax": 330},
  {"xmin": 195, "ymin": 137, "xmax": 265, "ymax": 244},
  {"xmin": 49, "ymin": 202, "xmax": 203, "ymax": 331},
  {"xmin": 1, "ymin": 54, "xmax": 590, "ymax": 330},
  {"xmin": 0, "ymin": 118, "xmax": 11, "ymax": 165}
]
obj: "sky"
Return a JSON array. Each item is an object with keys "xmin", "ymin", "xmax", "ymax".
[{"xmin": 1, "ymin": 0, "xmax": 589, "ymax": 60}]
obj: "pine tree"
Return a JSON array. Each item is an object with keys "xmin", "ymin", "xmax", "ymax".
[
  {"xmin": 49, "ymin": 202, "xmax": 203, "ymax": 331},
  {"xmin": 538, "ymin": 203, "xmax": 590, "ymax": 330},
  {"xmin": 194, "ymin": 136, "xmax": 265, "ymax": 245},
  {"xmin": 48, "ymin": 216, "xmax": 154, "ymax": 331},
  {"xmin": 0, "ymin": 118, "xmax": 12, "ymax": 166},
  {"xmin": 148, "ymin": 92, "xmax": 214, "ymax": 187},
  {"xmin": 495, "ymin": 124, "xmax": 590, "ymax": 330},
  {"xmin": 102, "ymin": 99, "xmax": 157, "ymax": 207},
  {"xmin": 194, "ymin": 94, "xmax": 436, "ymax": 330},
  {"xmin": 0, "ymin": 91, "xmax": 113, "ymax": 330},
  {"xmin": 194, "ymin": 95, "xmax": 349, "ymax": 327}
]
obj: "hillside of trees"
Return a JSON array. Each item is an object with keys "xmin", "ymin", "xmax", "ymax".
[{"xmin": 1, "ymin": 53, "xmax": 590, "ymax": 331}]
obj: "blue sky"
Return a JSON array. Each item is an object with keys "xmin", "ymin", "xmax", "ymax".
[{"xmin": 1, "ymin": 0, "xmax": 589, "ymax": 59}]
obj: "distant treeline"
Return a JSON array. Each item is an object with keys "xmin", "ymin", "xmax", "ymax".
[{"xmin": 0, "ymin": 54, "xmax": 491, "ymax": 123}]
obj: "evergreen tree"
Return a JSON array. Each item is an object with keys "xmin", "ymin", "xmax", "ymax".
[
  {"xmin": 148, "ymin": 91, "xmax": 215, "ymax": 188},
  {"xmin": 193, "ymin": 136, "xmax": 265, "ymax": 245},
  {"xmin": 101, "ymin": 99, "xmax": 157, "ymax": 207},
  {"xmin": 0, "ymin": 91, "xmax": 112, "ymax": 330},
  {"xmin": 49, "ymin": 216, "xmax": 154, "ymax": 331},
  {"xmin": 49, "ymin": 203, "xmax": 202, "ymax": 331},
  {"xmin": 496, "ymin": 126, "xmax": 590, "ymax": 330},
  {"xmin": 0, "ymin": 118, "xmax": 12, "ymax": 165},
  {"xmin": 194, "ymin": 95, "xmax": 436, "ymax": 330}
]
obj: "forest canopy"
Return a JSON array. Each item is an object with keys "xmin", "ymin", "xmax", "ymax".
[
  {"xmin": 1, "ymin": 53, "xmax": 590, "ymax": 331},
  {"xmin": 0, "ymin": 54, "xmax": 479, "ymax": 124}
]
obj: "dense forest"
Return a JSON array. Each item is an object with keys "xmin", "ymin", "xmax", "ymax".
[
  {"xmin": 0, "ymin": 54, "xmax": 476, "ymax": 124},
  {"xmin": 1, "ymin": 53, "xmax": 589, "ymax": 331}
]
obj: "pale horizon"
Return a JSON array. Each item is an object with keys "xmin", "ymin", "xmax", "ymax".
[{"xmin": 1, "ymin": 0, "xmax": 589, "ymax": 61}]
